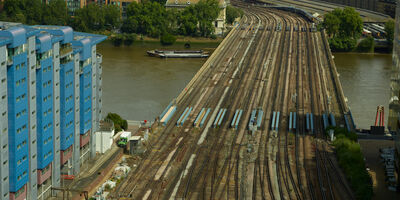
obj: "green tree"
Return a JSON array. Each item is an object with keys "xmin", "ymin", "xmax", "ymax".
[
  {"xmin": 42, "ymin": 0, "xmax": 68, "ymax": 25},
  {"xmin": 331, "ymin": 129, "xmax": 373, "ymax": 200},
  {"xmin": 339, "ymin": 7, "xmax": 363, "ymax": 38},
  {"xmin": 160, "ymin": 33, "xmax": 176, "ymax": 45},
  {"xmin": 323, "ymin": 10, "xmax": 340, "ymax": 37},
  {"xmin": 385, "ymin": 19, "xmax": 395, "ymax": 46},
  {"xmin": 105, "ymin": 113, "xmax": 128, "ymax": 132},
  {"xmin": 121, "ymin": 17, "xmax": 138, "ymax": 33},
  {"xmin": 178, "ymin": 7, "xmax": 199, "ymax": 36},
  {"xmin": 323, "ymin": 7, "xmax": 363, "ymax": 52},
  {"xmin": 195, "ymin": 0, "xmax": 220, "ymax": 37},
  {"xmin": 123, "ymin": 33, "xmax": 137, "ymax": 46},
  {"xmin": 357, "ymin": 36, "xmax": 374, "ymax": 52},
  {"xmin": 323, "ymin": 7, "xmax": 362, "ymax": 38},
  {"xmin": 103, "ymin": 4, "xmax": 121, "ymax": 30},
  {"xmin": 226, "ymin": 5, "xmax": 243, "ymax": 24},
  {"xmin": 73, "ymin": 3, "xmax": 105, "ymax": 31},
  {"xmin": 125, "ymin": 1, "xmax": 166, "ymax": 37}
]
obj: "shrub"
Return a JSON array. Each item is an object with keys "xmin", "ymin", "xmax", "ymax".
[
  {"xmin": 226, "ymin": 6, "xmax": 243, "ymax": 24},
  {"xmin": 124, "ymin": 33, "xmax": 137, "ymax": 46},
  {"xmin": 111, "ymin": 35, "xmax": 124, "ymax": 47},
  {"xmin": 105, "ymin": 113, "xmax": 128, "ymax": 132},
  {"xmin": 160, "ymin": 33, "xmax": 176, "ymax": 46},
  {"xmin": 357, "ymin": 36, "xmax": 374, "ymax": 52},
  {"xmin": 332, "ymin": 130, "xmax": 373, "ymax": 200},
  {"xmin": 328, "ymin": 37, "xmax": 357, "ymax": 52}
]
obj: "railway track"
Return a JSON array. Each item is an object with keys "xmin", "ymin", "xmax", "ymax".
[{"xmin": 112, "ymin": 2, "xmax": 355, "ymax": 199}]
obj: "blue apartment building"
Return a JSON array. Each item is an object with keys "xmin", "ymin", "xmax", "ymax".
[{"xmin": 0, "ymin": 22, "xmax": 106, "ymax": 200}]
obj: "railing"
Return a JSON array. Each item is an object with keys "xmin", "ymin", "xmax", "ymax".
[{"xmin": 60, "ymin": 44, "xmax": 72, "ymax": 57}]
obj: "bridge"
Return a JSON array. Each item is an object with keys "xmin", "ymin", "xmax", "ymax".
[{"xmin": 113, "ymin": 2, "xmax": 356, "ymax": 199}]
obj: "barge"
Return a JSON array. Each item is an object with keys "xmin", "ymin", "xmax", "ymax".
[{"xmin": 147, "ymin": 50, "xmax": 209, "ymax": 58}]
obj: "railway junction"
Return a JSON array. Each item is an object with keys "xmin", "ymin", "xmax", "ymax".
[{"xmin": 112, "ymin": 1, "xmax": 357, "ymax": 199}]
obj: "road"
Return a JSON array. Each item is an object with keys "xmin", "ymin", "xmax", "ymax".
[{"xmin": 112, "ymin": 2, "xmax": 355, "ymax": 199}]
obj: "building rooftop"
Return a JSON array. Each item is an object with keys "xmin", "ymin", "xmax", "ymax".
[{"xmin": 0, "ymin": 22, "xmax": 107, "ymax": 51}]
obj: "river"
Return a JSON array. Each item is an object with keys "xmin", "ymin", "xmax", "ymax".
[
  {"xmin": 98, "ymin": 42, "xmax": 392, "ymax": 129},
  {"xmin": 97, "ymin": 42, "xmax": 216, "ymax": 121},
  {"xmin": 334, "ymin": 53, "xmax": 392, "ymax": 129}
]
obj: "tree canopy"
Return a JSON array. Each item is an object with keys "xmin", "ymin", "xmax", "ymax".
[
  {"xmin": 0, "ymin": 0, "xmax": 226, "ymax": 40},
  {"xmin": 70, "ymin": 3, "xmax": 120, "ymax": 32},
  {"xmin": 0, "ymin": 0, "xmax": 68, "ymax": 25},
  {"xmin": 226, "ymin": 5, "xmax": 243, "ymax": 24},
  {"xmin": 385, "ymin": 19, "xmax": 395, "ymax": 46},
  {"xmin": 323, "ymin": 7, "xmax": 363, "ymax": 38},
  {"xmin": 122, "ymin": 0, "xmax": 221, "ymax": 37},
  {"xmin": 323, "ymin": 7, "xmax": 363, "ymax": 52}
]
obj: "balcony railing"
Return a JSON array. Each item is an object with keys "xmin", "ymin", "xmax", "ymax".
[{"xmin": 60, "ymin": 44, "xmax": 73, "ymax": 57}]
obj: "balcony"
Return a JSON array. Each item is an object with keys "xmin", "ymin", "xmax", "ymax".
[
  {"xmin": 80, "ymin": 131, "xmax": 90, "ymax": 147},
  {"xmin": 9, "ymin": 185, "xmax": 26, "ymax": 200},
  {"xmin": 96, "ymin": 53, "xmax": 103, "ymax": 64},
  {"xmin": 60, "ymin": 43, "xmax": 73, "ymax": 58},
  {"xmin": 61, "ymin": 146, "xmax": 73, "ymax": 165},
  {"xmin": 37, "ymin": 164, "xmax": 52, "ymax": 185}
]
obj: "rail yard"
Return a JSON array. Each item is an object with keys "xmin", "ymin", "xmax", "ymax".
[{"xmin": 112, "ymin": 1, "xmax": 356, "ymax": 199}]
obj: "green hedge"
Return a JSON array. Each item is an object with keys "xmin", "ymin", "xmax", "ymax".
[{"xmin": 329, "ymin": 127, "xmax": 373, "ymax": 200}]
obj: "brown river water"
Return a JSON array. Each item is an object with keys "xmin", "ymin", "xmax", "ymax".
[{"xmin": 98, "ymin": 42, "xmax": 392, "ymax": 129}]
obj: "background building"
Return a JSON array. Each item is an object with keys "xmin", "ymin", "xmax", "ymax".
[
  {"xmin": 389, "ymin": 0, "xmax": 400, "ymax": 188},
  {"xmin": 308, "ymin": 0, "xmax": 395, "ymax": 17},
  {"xmin": 0, "ymin": 21, "xmax": 106, "ymax": 200},
  {"xmin": 97, "ymin": 0, "xmax": 139, "ymax": 18}
]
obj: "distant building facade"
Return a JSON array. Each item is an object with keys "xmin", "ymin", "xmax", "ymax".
[
  {"xmin": 97, "ymin": 0, "xmax": 140, "ymax": 18},
  {"xmin": 165, "ymin": 0, "xmax": 227, "ymax": 35},
  {"xmin": 389, "ymin": 0, "xmax": 400, "ymax": 188},
  {"xmin": 0, "ymin": 21, "xmax": 105, "ymax": 200},
  {"xmin": 309, "ymin": 0, "xmax": 396, "ymax": 18}
]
